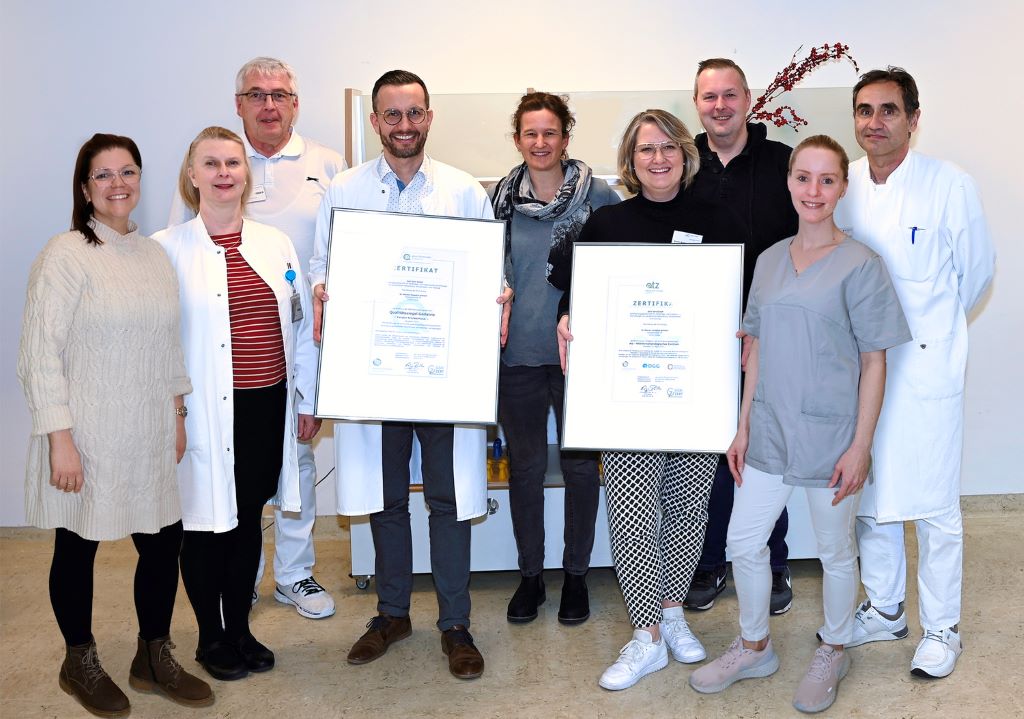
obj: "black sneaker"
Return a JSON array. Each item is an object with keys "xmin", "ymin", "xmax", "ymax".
[
  {"xmin": 683, "ymin": 566, "xmax": 727, "ymax": 611},
  {"xmin": 770, "ymin": 567, "xmax": 793, "ymax": 615}
]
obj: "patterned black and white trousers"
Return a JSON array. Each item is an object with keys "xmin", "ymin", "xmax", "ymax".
[{"xmin": 603, "ymin": 450, "xmax": 718, "ymax": 628}]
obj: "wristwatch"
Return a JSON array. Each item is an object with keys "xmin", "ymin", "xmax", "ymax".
[{"xmin": 174, "ymin": 406, "xmax": 188, "ymax": 418}]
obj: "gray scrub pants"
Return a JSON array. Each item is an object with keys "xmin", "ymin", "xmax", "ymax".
[{"xmin": 371, "ymin": 422, "xmax": 471, "ymax": 631}]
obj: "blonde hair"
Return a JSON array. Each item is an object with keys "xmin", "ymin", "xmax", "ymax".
[
  {"xmin": 616, "ymin": 109, "xmax": 700, "ymax": 195},
  {"xmin": 788, "ymin": 134, "xmax": 850, "ymax": 180},
  {"xmin": 178, "ymin": 126, "xmax": 253, "ymax": 214}
]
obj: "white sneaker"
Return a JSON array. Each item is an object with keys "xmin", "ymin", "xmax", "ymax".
[
  {"xmin": 660, "ymin": 606, "xmax": 706, "ymax": 663},
  {"xmin": 689, "ymin": 637, "xmax": 780, "ymax": 694},
  {"xmin": 275, "ymin": 576, "xmax": 336, "ymax": 619},
  {"xmin": 598, "ymin": 629, "xmax": 669, "ymax": 691},
  {"xmin": 830, "ymin": 600, "xmax": 908, "ymax": 647},
  {"xmin": 910, "ymin": 628, "xmax": 962, "ymax": 678}
]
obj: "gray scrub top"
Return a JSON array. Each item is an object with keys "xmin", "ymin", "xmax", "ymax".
[{"xmin": 742, "ymin": 236, "xmax": 911, "ymax": 486}]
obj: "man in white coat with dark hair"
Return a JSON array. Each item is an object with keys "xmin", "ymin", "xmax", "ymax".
[
  {"xmin": 309, "ymin": 69, "xmax": 509, "ymax": 681},
  {"xmin": 832, "ymin": 66, "xmax": 995, "ymax": 679}
]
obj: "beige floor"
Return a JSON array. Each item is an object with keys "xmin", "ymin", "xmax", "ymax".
[{"xmin": 2, "ymin": 496, "xmax": 1022, "ymax": 719}]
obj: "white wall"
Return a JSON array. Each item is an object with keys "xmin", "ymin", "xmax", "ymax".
[{"xmin": 1, "ymin": 0, "xmax": 1019, "ymax": 525}]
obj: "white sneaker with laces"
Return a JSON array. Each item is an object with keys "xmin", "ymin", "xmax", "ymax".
[
  {"xmin": 598, "ymin": 629, "xmax": 669, "ymax": 691},
  {"xmin": 822, "ymin": 600, "xmax": 908, "ymax": 647},
  {"xmin": 660, "ymin": 606, "xmax": 706, "ymax": 663},
  {"xmin": 910, "ymin": 628, "xmax": 962, "ymax": 678},
  {"xmin": 275, "ymin": 576, "xmax": 336, "ymax": 619}
]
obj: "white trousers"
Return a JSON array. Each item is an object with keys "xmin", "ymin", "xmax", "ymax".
[
  {"xmin": 728, "ymin": 466, "xmax": 860, "ymax": 645},
  {"xmin": 257, "ymin": 439, "xmax": 319, "ymax": 586},
  {"xmin": 856, "ymin": 504, "xmax": 963, "ymax": 631}
]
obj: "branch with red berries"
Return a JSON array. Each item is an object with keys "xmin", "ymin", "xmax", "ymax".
[{"xmin": 748, "ymin": 43, "xmax": 859, "ymax": 130}]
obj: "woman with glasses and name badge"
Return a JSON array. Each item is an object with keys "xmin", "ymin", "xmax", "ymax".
[
  {"xmin": 155, "ymin": 126, "xmax": 319, "ymax": 682},
  {"xmin": 548, "ymin": 109, "xmax": 742, "ymax": 691},
  {"xmin": 489, "ymin": 92, "xmax": 619, "ymax": 626},
  {"xmin": 18, "ymin": 133, "xmax": 213, "ymax": 717}
]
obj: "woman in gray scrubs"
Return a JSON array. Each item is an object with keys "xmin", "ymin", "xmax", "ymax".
[{"xmin": 689, "ymin": 135, "xmax": 911, "ymax": 714}]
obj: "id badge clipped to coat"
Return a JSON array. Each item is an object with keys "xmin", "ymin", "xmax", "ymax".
[{"xmin": 286, "ymin": 264, "xmax": 303, "ymax": 323}]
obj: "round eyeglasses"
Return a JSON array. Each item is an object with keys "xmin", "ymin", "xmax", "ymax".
[{"xmin": 377, "ymin": 107, "xmax": 428, "ymax": 125}]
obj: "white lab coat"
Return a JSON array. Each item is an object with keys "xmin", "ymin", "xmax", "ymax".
[
  {"xmin": 310, "ymin": 157, "xmax": 494, "ymax": 521},
  {"xmin": 154, "ymin": 218, "xmax": 318, "ymax": 532},
  {"xmin": 834, "ymin": 151, "xmax": 995, "ymax": 522}
]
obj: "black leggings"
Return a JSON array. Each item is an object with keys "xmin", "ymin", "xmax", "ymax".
[
  {"xmin": 49, "ymin": 521, "xmax": 184, "ymax": 646},
  {"xmin": 179, "ymin": 382, "xmax": 285, "ymax": 647}
]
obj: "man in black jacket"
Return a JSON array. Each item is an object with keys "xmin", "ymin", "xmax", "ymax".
[{"xmin": 684, "ymin": 58, "xmax": 798, "ymax": 616}]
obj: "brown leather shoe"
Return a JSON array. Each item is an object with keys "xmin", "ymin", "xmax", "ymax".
[
  {"xmin": 347, "ymin": 614, "xmax": 412, "ymax": 665},
  {"xmin": 129, "ymin": 635, "xmax": 214, "ymax": 707},
  {"xmin": 59, "ymin": 639, "xmax": 130, "ymax": 718},
  {"xmin": 441, "ymin": 626, "xmax": 484, "ymax": 680}
]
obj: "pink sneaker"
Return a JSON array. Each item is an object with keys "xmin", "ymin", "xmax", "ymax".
[
  {"xmin": 689, "ymin": 637, "xmax": 779, "ymax": 694},
  {"xmin": 793, "ymin": 645, "xmax": 850, "ymax": 713}
]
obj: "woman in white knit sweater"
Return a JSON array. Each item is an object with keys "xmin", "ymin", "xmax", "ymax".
[{"xmin": 18, "ymin": 133, "xmax": 213, "ymax": 717}]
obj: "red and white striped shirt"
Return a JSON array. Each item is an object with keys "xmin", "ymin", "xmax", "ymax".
[{"xmin": 210, "ymin": 230, "xmax": 286, "ymax": 388}]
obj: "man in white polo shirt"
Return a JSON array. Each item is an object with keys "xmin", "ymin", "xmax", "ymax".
[{"xmin": 169, "ymin": 56, "xmax": 346, "ymax": 620}]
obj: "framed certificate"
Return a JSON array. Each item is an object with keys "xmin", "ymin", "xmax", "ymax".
[
  {"xmin": 562, "ymin": 243, "xmax": 743, "ymax": 453},
  {"xmin": 315, "ymin": 208, "xmax": 505, "ymax": 424}
]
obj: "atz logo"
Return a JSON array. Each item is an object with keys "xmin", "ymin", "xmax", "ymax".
[
  {"xmin": 667, "ymin": 388, "xmax": 684, "ymax": 398},
  {"xmin": 427, "ymin": 365, "xmax": 445, "ymax": 376}
]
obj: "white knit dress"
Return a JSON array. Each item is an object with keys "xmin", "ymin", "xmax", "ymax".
[{"xmin": 18, "ymin": 221, "xmax": 192, "ymax": 541}]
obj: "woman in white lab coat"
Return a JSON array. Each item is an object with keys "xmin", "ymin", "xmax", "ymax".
[{"xmin": 155, "ymin": 126, "xmax": 319, "ymax": 682}]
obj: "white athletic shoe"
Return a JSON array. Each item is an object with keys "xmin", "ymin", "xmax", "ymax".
[
  {"xmin": 598, "ymin": 629, "xmax": 669, "ymax": 691},
  {"xmin": 822, "ymin": 600, "xmax": 908, "ymax": 647},
  {"xmin": 660, "ymin": 606, "xmax": 706, "ymax": 663},
  {"xmin": 910, "ymin": 628, "xmax": 962, "ymax": 678},
  {"xmin": 275, "ymin": 576, "xmax": 336, "ymax": 619},
  {"xmin": 689, "ymin": 637, "xmax": 780, "ymax": 694}
]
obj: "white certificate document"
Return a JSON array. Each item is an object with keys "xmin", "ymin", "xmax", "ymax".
[
  {"xmin": 369, "ymin": 249, "xmax": 457, "ymax": 378},
  {"xmin": 609, "ymin": 277, "xmax": 693, "ymax": 402},
  {"xmin": 316, "ymin": 209, "xmax": 505, "ymax": 424},
  {"xmin": 563, "ymin": 243, "xmax": 743, "ymax": 453}
]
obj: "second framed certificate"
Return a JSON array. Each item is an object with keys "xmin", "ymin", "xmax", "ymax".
[
  {"xmin": 562, "ymin": 243, "xmax": 743, "ymax": 453},
  {"xmin": 315, "ymin": 208, "xmax": 505, "ymax": 424}
]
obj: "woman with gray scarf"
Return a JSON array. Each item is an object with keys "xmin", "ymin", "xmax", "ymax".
[{"xmin": 489, "ymin": 92, "xmax": 618, "ymax": 627}]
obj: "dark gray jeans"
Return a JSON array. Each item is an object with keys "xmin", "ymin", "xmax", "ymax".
[
  {"xmin": 498, "ymin": 363, "xmax": 600, "ymax": 577},
  {"xmin": 371, "ymin": 422, "xmax": 471, "ymax": 630}
]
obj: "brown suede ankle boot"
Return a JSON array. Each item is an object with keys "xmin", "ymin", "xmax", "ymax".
[
  {"xmin": 59, "ymin": 639, "xmax": 130, "ymax": 718},
  {"xmin": 129, "ymin": 635, "xmax": 214, "ymax": 707}
]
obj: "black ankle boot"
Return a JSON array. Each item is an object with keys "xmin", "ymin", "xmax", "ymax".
[
  {"xmin": 558, "ymin": 571, "xmax": 590, "ymax": 625},
  {"xmin": 507, "ymin": 574, "xmax": 545, "ymax": 623}
]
